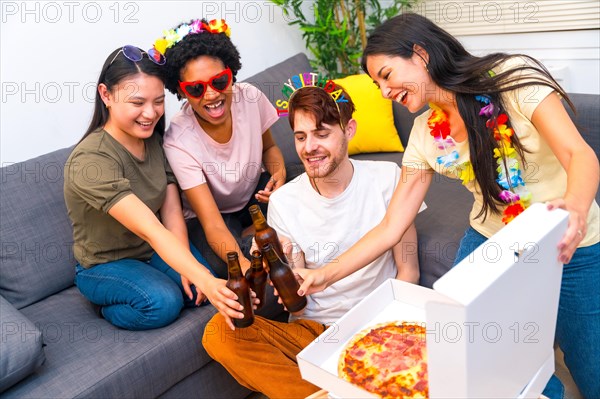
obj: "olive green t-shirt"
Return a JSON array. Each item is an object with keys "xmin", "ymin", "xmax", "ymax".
[{"xmin": 64, "ymin": 129, "xmax": 177, "ymax": 267}]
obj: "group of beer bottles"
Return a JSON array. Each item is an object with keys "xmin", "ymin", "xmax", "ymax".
[{"xmin": 225, "ymin": 205, "xmax": 307, "ymax": 328}]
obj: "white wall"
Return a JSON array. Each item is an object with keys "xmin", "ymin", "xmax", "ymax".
[
  {"xmin": 415, "ymin": 0, "xmax": 600, "ymax": 92},
  {"xmin": 2, "ymin": 2, "xmax": 599, "ymax": 164},
  {"xmin": 1, "ymin": 1, "xmax": 307, "ymax": 163},
  {"xmin": 458, "ymin": 30, "xmax": 600, "ymax": 96}
]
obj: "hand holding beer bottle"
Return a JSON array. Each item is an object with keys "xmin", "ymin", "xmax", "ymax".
[
  {"xmin": 262, "ymin": 243, "xmax": 307, "ymax": 313},
  {"xmin": 226, "ymin": 252, "xmax": 255, "ymax": 328},
  {"xmin": 249, "ymin": 205, "xmax": 286, "ymax": 261}
]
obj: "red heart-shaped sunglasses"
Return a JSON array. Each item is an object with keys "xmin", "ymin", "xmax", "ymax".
[{"xmin": 178, "ymin": 68, "xmax": 232, "ymax": 99}]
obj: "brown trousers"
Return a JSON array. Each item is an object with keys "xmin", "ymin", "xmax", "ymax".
[{"xmin": 202, "ymin": 314, "xmax": 327, "ymax": 399}]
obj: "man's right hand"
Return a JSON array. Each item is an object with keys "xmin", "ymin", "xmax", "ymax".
[
  {"xmin": 294, "ymin": 267, "xmax": 330, "ymax": 297},
  {"xmin": 270, "ymin": 280, "xmax": 305, "ymax": 316}
]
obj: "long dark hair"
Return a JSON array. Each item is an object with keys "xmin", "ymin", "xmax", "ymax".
[
  {"xmin": 81, "ymin": 46, "xmax": 166, "ymax": 142},
  {"xmin": 361, "ymin": 13, "xmax": 573, "ymax": 220}
]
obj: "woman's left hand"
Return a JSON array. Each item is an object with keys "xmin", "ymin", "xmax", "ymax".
[
  {"xmin": 181, "ymin": 276, "xmax": 206, "ymax": 306},
  {"xmin": 547, "ymin": 198, "xmax": 587, "ymax": 264},
  {"xmin": 255, "ymin": 173, "xmax": 285, "ymax": 203}
]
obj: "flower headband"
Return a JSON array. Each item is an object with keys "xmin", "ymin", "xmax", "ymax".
[
  {"xmin": 153, "ymin": 19, "xmax": 231, "ymax": 55},
  {"xmin": 275, "ymin": 73, "xmax": 348, "ymax": 118}
]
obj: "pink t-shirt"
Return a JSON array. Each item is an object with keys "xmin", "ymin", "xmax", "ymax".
[{"xmin": 163, "ymin": 83, "xmax": 278, "ymax": 216}]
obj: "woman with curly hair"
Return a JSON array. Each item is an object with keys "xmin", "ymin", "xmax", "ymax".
[{"xmin": 158, "ymin": 19, "xmax": 286, "ymax": 278}]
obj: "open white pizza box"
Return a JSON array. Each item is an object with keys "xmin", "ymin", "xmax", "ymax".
[{"xmin": 297, "ymin": 203, "xmax": 568, "ymax": 398}]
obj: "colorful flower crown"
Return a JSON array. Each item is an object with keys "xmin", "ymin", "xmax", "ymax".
[
  {"xmin": 153, "ymin": 19, "xmax": 231, "ymax": 55},
  {"xmin": 275, "ymin": 73, "xmax": 348, "ymax": 117}
]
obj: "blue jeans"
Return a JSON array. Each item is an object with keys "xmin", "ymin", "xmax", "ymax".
[
  {"xmin": 75, "ymin": 243, "xmax": 215, "ymax": 331},
  {"xmin": 454, "ymin": 227, "xmax": 600, "ymax": 399}
]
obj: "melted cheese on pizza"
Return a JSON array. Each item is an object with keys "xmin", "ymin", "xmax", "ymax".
[{"xmin": 339, "ymin": 322, "xmax": 428, "ymax": 398}]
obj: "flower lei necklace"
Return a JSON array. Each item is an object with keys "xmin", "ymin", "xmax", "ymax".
[{"xmin": 427, "ymin": 97, "xmax": 531, "ymax": 224}]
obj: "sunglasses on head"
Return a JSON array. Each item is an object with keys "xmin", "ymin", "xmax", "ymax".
[
  {"xmin": 178, "ymin": 68, "xmax": 232, "ymax": 99},
  {"xmin": 109, "ymin": 45, "xmax": 166, "ymax": 66}
]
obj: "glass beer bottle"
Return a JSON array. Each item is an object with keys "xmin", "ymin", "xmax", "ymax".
[
  {"xmin": 245, "ymin": 250, "xmax": 268, "ymax": 310},
  {"xmin": 249, "ymin": 205, "xmax": 286, "ymax": 260},
  {"xmin": 262, "ymin": 243, "xmax": 307, "ymax": 313},
  {"xmin": 226, "ymin": 251, "xmax": 254, "ymax": 328}
]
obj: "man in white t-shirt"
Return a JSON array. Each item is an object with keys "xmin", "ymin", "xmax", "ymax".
[{"xmin": 203, "ymin": 82, "xmax": 422, "ymax": 398}]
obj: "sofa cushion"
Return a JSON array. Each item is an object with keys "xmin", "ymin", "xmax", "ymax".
[
  {"xmin": 243, "ymin": 53, "xmax": 312, "ymax": 181},
  {"xmin": 158, "ymin": 362, "xmax": 251, "ymax": 399},
  {"xmin": 351, "ymin": 152, "xmax": 403, "ymax": 165},
  {"xmin": 567, "ymin": 93, "xmax": 600, "ymax": 157},
  {"xmin": 0, "ymin": 296, "xmax": 45, "ymax": 393},
  {"xmin": 415, "ymin": 174, "xmax": 472, "ymax": 287},
  {"xmin": 334, "ymin": 74, "xmax": 404, "ymax": 155},
  {"xmin": 3, "ymin": 287, "xmax": 222, "ymax": 398},
  {"xmin": 0, "ymin": 147, "xmax": 76, "ymax": 309},
  {"xmin": 564, "ymin": 93, "xmax": 600, "ymax": 204}
]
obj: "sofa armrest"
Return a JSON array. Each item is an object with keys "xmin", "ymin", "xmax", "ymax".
[
  {"xmin": 0, "ymin": 295, "xmax": 45, "ymax": 393},
  {"xmin": 564, "ymin": 93, "xmax": 600, "ymax": 204}
]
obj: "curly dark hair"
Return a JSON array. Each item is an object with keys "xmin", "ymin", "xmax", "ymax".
[{"xmin": 162, "ymin": 19, "xmax": 242, "ymax": 100}]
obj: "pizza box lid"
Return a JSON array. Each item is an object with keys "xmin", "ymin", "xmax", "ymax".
[{"xmin": 297, "ymin": 203, "xmax": 568, "ymax": 398}]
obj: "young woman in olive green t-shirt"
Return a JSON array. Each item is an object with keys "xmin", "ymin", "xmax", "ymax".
[{"xmin": 64, "ymin": 45, "xmax": 252, "ymax": 331}]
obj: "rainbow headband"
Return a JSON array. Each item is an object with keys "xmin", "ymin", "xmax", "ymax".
[{"xmin": 275, "ymin": 73, "xmax": 348, "ymax": 117}]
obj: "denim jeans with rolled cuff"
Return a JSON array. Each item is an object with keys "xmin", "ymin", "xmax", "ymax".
[{"xmin": 75, "ymin": 242, "xmax": 216, "ymax": 331}]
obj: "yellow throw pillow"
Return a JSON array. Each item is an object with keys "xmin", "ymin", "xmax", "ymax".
[{"xmin": 333, "ymin": 74, "xmax": 404, "ymax": 155}]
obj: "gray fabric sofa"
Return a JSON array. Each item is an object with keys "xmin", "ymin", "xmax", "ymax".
[{"xmin": 1, "ymin": 52, "xmax": 598, "ymax": 398}]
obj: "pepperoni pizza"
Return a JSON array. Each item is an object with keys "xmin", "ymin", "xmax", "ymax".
[{"xmin": 338, "ymin": 321, "xmax": 428, "ymax": 398}]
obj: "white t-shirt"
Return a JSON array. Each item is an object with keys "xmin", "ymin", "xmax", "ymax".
[
  {"xmin": 163, "ymin": 83, "xmax": 278, "ymax": 215},
  {"xmin": 268, "ymin": 159, "xmax": 425, "ymax": 325}
]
